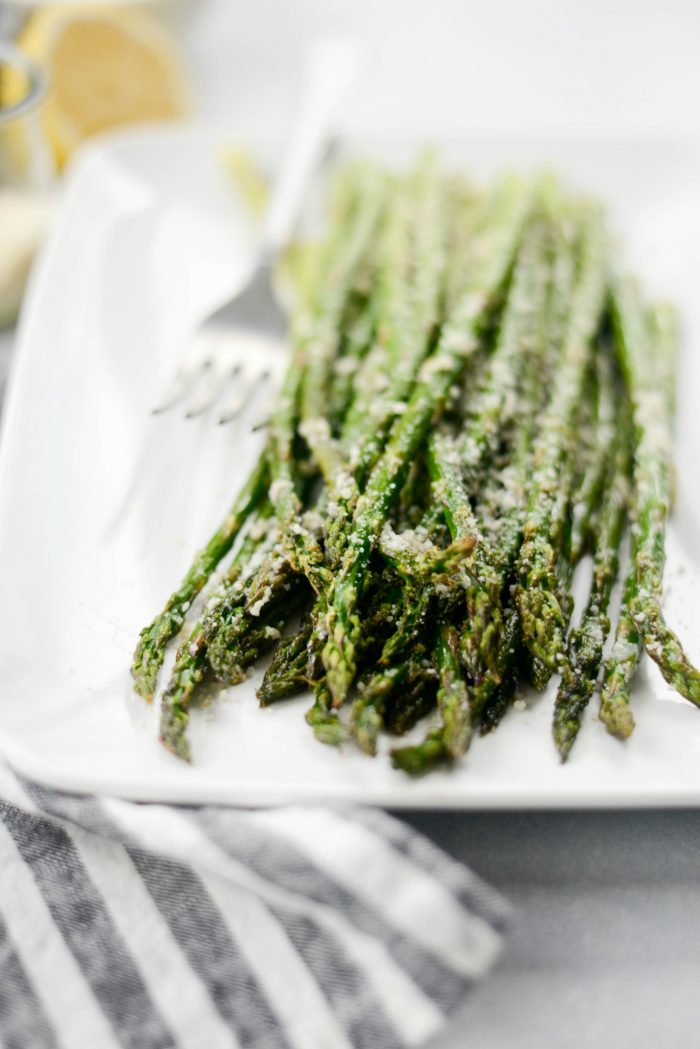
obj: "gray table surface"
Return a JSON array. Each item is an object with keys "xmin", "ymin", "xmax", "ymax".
[{"xmin": 409, "ymin": 809, "xmax": 700, "ymax": 1049}]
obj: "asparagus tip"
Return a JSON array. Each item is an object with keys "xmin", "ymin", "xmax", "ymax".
[
  {"xmin": 159, "ymin": 730, "xmax": 192, "ymax": 764},
  {"xmin": 391, "ymin": 738, "xmax": 450, "ymax": 776},
  {"xmin": 305, "ymin": 703, "xmax": 348, "ymax": 747},
  {"xmin": 599, "ymin": 695, "xmax": 636, "ymax": 740}
]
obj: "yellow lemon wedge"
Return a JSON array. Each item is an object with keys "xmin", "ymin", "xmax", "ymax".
[{"xmin": 16, "ymin": 4, "xmax": 189, "ymax": 167}]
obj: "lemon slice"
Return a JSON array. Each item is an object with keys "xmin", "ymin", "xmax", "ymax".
[{"xmin": 17, "ymin": 5, "xmax": 189, "ymax": 167}]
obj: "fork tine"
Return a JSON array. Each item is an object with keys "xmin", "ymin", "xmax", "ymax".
[
  {"xmin": 247, "ymin": 382, "xmax": 278, "ymax": 431},
  {"xmin": 152, "ymin": 361, "xmax": 212, "ymax": 414},
  {"xmin": 250, "ymin": 415, "xmax": 271, "ymax": 432},
  {"xmin": 185, "ymin": 364, "xmax": 241, "ymax": 419},
  {"xmin": 218, "ymin": 369, "xmax": 272, "ymax": 425}
]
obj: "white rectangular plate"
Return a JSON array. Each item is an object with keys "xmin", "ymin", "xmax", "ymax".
[{"xmin": 1, "ymin": 126, "xmax": 700, "ymax": 808}]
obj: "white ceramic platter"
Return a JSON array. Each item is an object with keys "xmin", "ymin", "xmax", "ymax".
[{"xmin": 1, "ymin": 126, "xmax": 699, "ymax": 807}]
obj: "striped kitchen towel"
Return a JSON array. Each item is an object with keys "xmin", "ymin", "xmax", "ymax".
[{"xmin": 0, "ymin": 761, "xmax": 508, "ymax": 1049}]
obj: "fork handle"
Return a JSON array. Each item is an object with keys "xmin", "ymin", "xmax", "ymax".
[{"xmin": 259, "ymin": 38, "xmax": 362, "ymax": 261}]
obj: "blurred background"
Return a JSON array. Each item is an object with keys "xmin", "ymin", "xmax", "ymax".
[
  {"xmin": 1, "ymin": 0, "xmax": 700, "ymax": 344},
  {"xmin": 173, "ymin": 0, "xmax": 700, "ymax": 140}
]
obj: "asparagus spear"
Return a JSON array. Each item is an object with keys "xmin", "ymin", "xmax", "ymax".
[
  {"xmin": 327, "ymin": 299, "xmax": 375, "ymax": 433},
  {"xmin": 385, "ymin": 665, "xmax": 439, "ymax": 735},
  {"xmin": 307, "ymin": 175, "xmax": 480, "ymax": 686},
  {"xmin": 299, "ymin": 167, "xmax": 387, "ymax": 482},
  {"xmin": 479, "ymin": 641, "xmax": 521, "ymax": 735},
  {"xmin": 515, "ymin": 204, "xmax": 608, "ymax": 673},
  {"xmin": 205, "ymin": 526, "xmax": 315, "ymax": 687},
  {"xmin": 521, "ymin": 378, "xmax": 590, "ymax": 693},
  {"xmin": 461, "ymin": 212, "xmax": 577, "ymax": 710},
  {"xmin": 391, "ymin": 208, "xmax": 572, "ymax": 751},
  {"xmin": 599, "ymin": 564, "xmax": 640, "ymax": 739},
  {"xmin": 350, "ymin": 156, "xmax": 448, "ymax": 485},
  {"xmin": 159, "ymin": 478, "xmax": 313, "ymax": 757},
  {"xmin": 158, "ymin": 514, "xmax": 279, "ymax": 759},
  {"xmin": 267, "ymin": 347, "xmax": 331, "ymax": 596},
  {"xmin": 324, "ymin": 156, "xmax": 449, "ymax": 564},
  {"xmin": 352, "ymin": 648, "xmax": 438, "ymax": 749},
  {"xmin": 280, "ymin": 173, "xmax": 426, "ymax": 669},
  {"xmin": 305, "ymin": 681, "xmax": 349, "ymax": 746},
  {"xmin": 351, "ymin": 666, "xmax": 410, "ymax": 756},
  {"xmin": 611, "ymin": 286, "xmax": 700, "ymax": 705},
  {"xmin": 347, "ymin": 503, "xmax": 473, "ymax": 755},
  {"xmin": 323, "ymin": 180, "xmax": 531, "ymax": 705},
  {"xmin": 258, "ymin": 618, "xmax": 312, "ymax": 705},
  {"xmin": 431, "ymin": 220, "xmax": 551, "ymax": 685},
  {"xmin": 552, "ymin": 410, "xmax": 630, "ymax": 760},
  {"xmin": 131, "ymin": 454, "xmax": 269, "ymax": 702},
  {"xmin": 391, "ymin": 624, "xmax": 472, "ymax": 775},
  {"xmin": 569, "ymin": 354, "xmax": 617, "ymax": 564}
]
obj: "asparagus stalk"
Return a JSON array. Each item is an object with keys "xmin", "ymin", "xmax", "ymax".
[
  {"xmin": 599, "ymin": 563, "xmax": 640, "ymax": 739},
  {"xmin": 131, "ymin": 454, "xmax": 269, "ymax": 702},
  {"xmin": 327, "ymin": 300, "xmax": 375, "ymax": 433},
  {"xmin": 160, "ymin": 385, "xmax": 326, "ymax": 760},
  {"xmin": 267, "ymin": 350, "xmax": 331, "ymax": 596},
  {"xmin": 258, "ymin": 618, "xmax": 312, "ymax": 705},
  {"xmin": 432, "ymin": 220, "xmax": 551, "ymax": 685},
  {"xmin": 385, "ymin": 666, "xmax": 439, "ymax": 735},
  {"xmin": 323, "ymin": 180, "xmax": 531, "ymax": 705},
  {"xmin": 347, "ymin": 502, "xmax": 474, "ymax": 755},
  {"xmin": 296, "ymin": 169, "xmax": 439, "ymax": 671},
  {"xmin": 552, "ymin": 412, "xmax": 630, "ymax": 760},
  {"xmin": 351, "ymin": 665, "xmax": 410, "ymax": 756},
  {"xmin": 479, "ymin": 649, "xmax": 521, "ymax": 735},
  {"xmin": 299, "ymin": 167, "xmax": 387, "ymax": 482},
  {"xmin": 569, "ymin": 354, "xmax": 617, "ymax": 564},
  {"xmin": 352, "ymin": 650, "xmax": 438, "ymax": 748},
  {"xmin": 611, "ymin": 286, "xmax": 700, "ymax": 705},
  {"xmin": 462, "ymin": 212, "xmax": 577, "ymax": 710},
  {"xmin": 305, "ymin": 681, "xmax": 349, "ymax": 746},
  {"xmin": 158, "ymin": 514, "xmax": 274, "ymax": 759},
  {"xmin": 325, "ymin": 156, "xmax": 449, "ymax": 564},
  {"xmin": 391, "ymin": 624, "xmax": 472, "ymax": 775},
  {"xmin": 337, "ymin": 173, "xmax": 416, "ymax": 451},
  {"xmin": 515, "ymin": 204, "xmax": 608, "ymax": 672}
]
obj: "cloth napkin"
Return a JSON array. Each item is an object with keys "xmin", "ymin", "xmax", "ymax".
[{"xmin": 0, "ymin": 759, "xmax": 508, "ymax": 1049}]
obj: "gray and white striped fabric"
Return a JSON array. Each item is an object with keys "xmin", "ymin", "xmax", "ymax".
[{"xmin": 0, "ymin": 761, "xmax": 508, "ymax": 1049}]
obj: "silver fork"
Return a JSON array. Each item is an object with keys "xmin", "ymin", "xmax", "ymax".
[{"xmin": 153, "ymin": 39, "xmax": 361, "ymax": 422}]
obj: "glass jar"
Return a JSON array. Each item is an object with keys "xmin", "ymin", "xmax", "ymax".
[{"xmin": 0, "ymin": 39, "xmax": 53, "ymax": 191}]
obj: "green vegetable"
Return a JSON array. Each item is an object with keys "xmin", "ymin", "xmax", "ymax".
[
  {"xmin": 611, "ymin": 287, "xmax": 700, "ymax": 705},
  {"xmin": 131, "ymin": 158, "xmax": 697, "ymax": 772}
]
